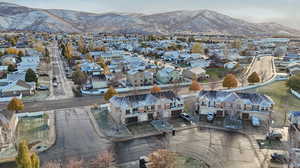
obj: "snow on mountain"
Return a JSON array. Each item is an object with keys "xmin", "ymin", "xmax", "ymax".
[{"xmin": 0, "ymin": 2, "xmax": 299, "ymax": 35}]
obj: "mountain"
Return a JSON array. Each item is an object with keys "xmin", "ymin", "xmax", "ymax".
[{"xmin": 0, "ymin": 2, "xmax": 299, "ymax": 36}]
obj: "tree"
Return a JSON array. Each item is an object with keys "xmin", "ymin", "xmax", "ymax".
[
  {"xmin": 71, "ymin": 69, "xmax": 87, "ymax": 86},
  {"xmin": 287, "ymin": 73, "xmax": 300, "ymax": 92},
  {"xmin": 104, "ymin": 86, "xmax": 117, "ymax": 101},
  {"xmin": 86, "ymin": 53, "xmax": 94, "ymax": 63},
  {"xmin": 42, "ymin": 161, "xmax": 61, "ymax": 168},
  {"xmin": 64, "ymin": 41, "xmax": 73, "ymax": 61},
  {"xmin": 223, "ymin": 74, "xmax": 238, "ymax": 88},
  {"xmin": 77, "ymin": 38, "xmax": 86, "ymax": 54},
  {"xmin": 148, "ymin": 149, "xmax": 177, "ymax": 168},
  {"xmin": 16, "ymin": 140, "xmax": 32, "ymax": 168},
  {"xmin": 5, "ymin": 48, "xmax": 19, "ymax": 55},
  {"xmin": 31, "ymin": 153, "xmax": 40, "ymax": 168},
  {"xmin": 8, "ymin": 64, "xmax": 16, "ymax": 72},
  {"xmin": 45, "ymin": 48, "xmax": 50, "ymax": 58},
  {"xmin": 189, "ymin": 80, "xmax": 203, "ymax": 91},
  {"xmin": 7, "ymin": 97, "xmax": 24, "ymax": 113},
  {"xmin": 90, "ymin": 150, "xmax": 115, "ymax": 168},
  {"xmin": 18, "ymin": 50, "xmax": 25, "ymax": 57},
  {"xmin": 191, "ymin": 43, "xmax": 204, "ymax": 54},
  {"xmin": 25, "ymin": 68, "xmax": 38, "ymax": 83},
  {"xmin": 247, "ymin": 72, "xmax": 260, "ymax": 83},
  {"xmin": 150, "ymin": 85, "xmax": 161, "ymax": 93},
  {"xmin": 65, "ymin": 158, "xmax": 84, "ymax": 168}
]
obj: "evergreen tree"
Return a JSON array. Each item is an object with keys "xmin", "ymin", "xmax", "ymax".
[{"xmin": 25, "ymin": 68, "xmax": 38, "ymax": 83}]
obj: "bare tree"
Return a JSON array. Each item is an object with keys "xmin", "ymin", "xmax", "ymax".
[
  {"xmin": 65, "ymin": 158, "xmax": 84, "ymax": 168},
  {"xmin": 148, "ymin": 149, "xmax": 177, "ymax": 168},
  {"xmin": 42, "ymin": 161, "xmax": 62, "ymax": 168},
  {"xmin": 90, "ymin": 150, "xmax": 115, "ymax": 168}
]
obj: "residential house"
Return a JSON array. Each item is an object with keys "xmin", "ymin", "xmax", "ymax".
[
  {"xmin": 80, "ymin": 61, "xmax": 103, "ymax": 76},
  {"xmin": 288, "ymin": 63, "xmax": 300, "ymax": 75},
  {"xmin": 196, "ymin": 90, "xmax": 274, "ymax": 121},
  {"xmin": 127, "ymin": 69, "xmax": 153, "ymax": 87},
  {"xmin": 156, "ymin": 67, "xmax": 182, "ymax": 84},
  {"xmin": 109, "ymin": 91, "xmax": 184, "ymax": 124},
  {"xmin": 1, "ymin": 80, "xmax": 35, "ymax": 97},
  {"xmin": 0, "ymin": 110, "xmax": 17, "ymax": 150},
  {"xmin": 183, "ymin": 66, "xmax": 207, "ymax": 80}
]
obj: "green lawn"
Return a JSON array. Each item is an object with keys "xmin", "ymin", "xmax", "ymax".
[
  {"xmin": 16, "ymin": 115, "xmax": 49, "ymax": 145},
  {"xmin": 176, "ymin": 155, "xmax": 209, "ymax": 168},
  {"xmin": 246, "ymin": 81, "xmax": 300, "ymax": 127}
]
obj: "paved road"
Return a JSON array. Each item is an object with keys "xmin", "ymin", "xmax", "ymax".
[
  {"xmin": 48, "ymin": 42, "xmax": 74, "ymax": 100},
  {"xmin": 244, "ymin": 56, "xmax": 274, "ymax": 84},
  {"xmin": 115, "ymin": 128, "xmax": 260, "ymax": 168},
  {"xmin": 39, "ymin": 107, "xmax": 111, "ymax": 164}
]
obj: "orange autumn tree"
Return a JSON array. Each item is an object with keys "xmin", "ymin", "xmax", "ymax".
[
  {"xmin": 150, "ymin": 85, "xmax": 161, "ymax": 93},
  {"xmin": 7, "ymin": 98, "xmax": 24, "ymax": 113},
  {"xmin": 189, "ymin": 80, "xmax": 203, "ymax": 91},
  {"xmin": 223, "ymin": 74, "xmax": 238, "ymax": 89}
]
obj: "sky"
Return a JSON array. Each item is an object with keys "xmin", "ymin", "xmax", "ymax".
[{"xmin": 1, "ymin": 0, "xmax": 300, "ymax": 29}]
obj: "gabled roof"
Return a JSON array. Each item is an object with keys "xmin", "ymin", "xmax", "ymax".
[
  {"xmin": 198, "ymin": 90, "xmax": 274, "ymax": 106},
  {"xmin": 110, "ymin": 91, "xmax": 180, "ymax": 109}
]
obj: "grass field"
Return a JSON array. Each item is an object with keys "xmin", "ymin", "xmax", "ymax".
[
  {"xmin": 16, "ymin": 115, "xmax": 49, "ymax": 146},
  {"xmin": 246, "ymin": 81, "xmax": 300, "ymax": 127},
  {"xmin": 176, "ymin": 155, "xmax": 209, "ymax": 168}
]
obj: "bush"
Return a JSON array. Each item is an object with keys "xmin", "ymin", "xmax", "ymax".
[{"xmin": 287, "ymin": 73, "xmax": 300, "ymax": 92}]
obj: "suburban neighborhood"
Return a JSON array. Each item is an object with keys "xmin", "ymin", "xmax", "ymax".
[{"xmin": 0, "ymin": 1, "xmax": 299, "ymax": 168}]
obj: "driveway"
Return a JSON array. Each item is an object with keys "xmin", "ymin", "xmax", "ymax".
[{"xmin": 39, "ymin": 106, "xmax": 111, "ymax": 164}]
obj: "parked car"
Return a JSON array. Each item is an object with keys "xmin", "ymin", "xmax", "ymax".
[
  {"xmin": 52, "ymin": 77, "xmax": 57, "ymax": 82},
  {"xmin": 207, "ymin": 112, "xmax": 215, "ymax": 122},
  {"xmin": 53, "ymin": 82, "xmax": 58, "ymax": 87},
  {"xmin": 251, "ymin": 116, "xmax": 261, "ymax": 127},
  {"xmin": 38, "ymin": 85, "xmax": 49, "ymax": 91},
  {"xmin": 270, "ymin": 153, "xmax": 287, "ymax": 164},
  {"xmin": 266, "ymin": 131, "xmax": 283, "ymax": 141},
  {"xmin": 180, "ymin": 113, "xmax": 194, "ymax": 122}
]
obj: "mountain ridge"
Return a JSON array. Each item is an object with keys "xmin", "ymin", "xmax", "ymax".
[{"xmin": 0, "ymin": 2, "xmax": 299, "ymax": 35}]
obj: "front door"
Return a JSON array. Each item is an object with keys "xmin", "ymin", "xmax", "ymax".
[{"xmin": 242, "ymin": 113, "xmax": 250, "ymax": 120}]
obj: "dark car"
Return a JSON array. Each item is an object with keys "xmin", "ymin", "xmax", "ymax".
[
  {"xmin": 270, "ymin": 153, "xmax": 287, "ymax": 164},
  {"xmin": 266, "ymin": 131, "xmax": 283, "ymax": 141},
  {"xmin": 180, "ymin": 113, "xmax": 194, "ymax": 122}
]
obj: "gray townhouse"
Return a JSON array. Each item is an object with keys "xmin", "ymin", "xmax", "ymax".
[
  {"xmin": 196, "ymin": 90, "xmax": 275, "ymax": 121},
  {"xmin": 109, "ymin": 91, "xmax": 184, "ymax": 124}
]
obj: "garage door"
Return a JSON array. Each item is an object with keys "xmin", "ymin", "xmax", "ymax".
[
  {"xmin": 125, "ymin": 116, "xmax": 138, "ymax": 124},
  {"xmin": 242, "ymin": 113, "xmax": 250, "ymax": 120}
]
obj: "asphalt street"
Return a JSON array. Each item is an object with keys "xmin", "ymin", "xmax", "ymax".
[
  {"xmin": 115, "ymin": 128, "xmax": 261, "ymax": 168},
  {"xmin": 39, "ymin": 106, "xmax": 111, "ymax": 164}
]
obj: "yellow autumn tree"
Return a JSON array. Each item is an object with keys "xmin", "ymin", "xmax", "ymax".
[
  {"xmin": 104, "ymin": 86, "xmax": 118, "ymax": 101},
  {"xmin": 191, "ymin": 43, "xmax": 204, "ymax": 54}
]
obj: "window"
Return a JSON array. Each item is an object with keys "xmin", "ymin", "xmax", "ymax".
[
  {"xmin": 151, "ymin": 105, "xmax": 155, "ymax": 110},
  {"xmin": 125, "ymin": 109, "xmax": 130, "ymax": 115},
  {"xmin": 133, "ymin": 108, "xmax": 138, "ymax": 113}
]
